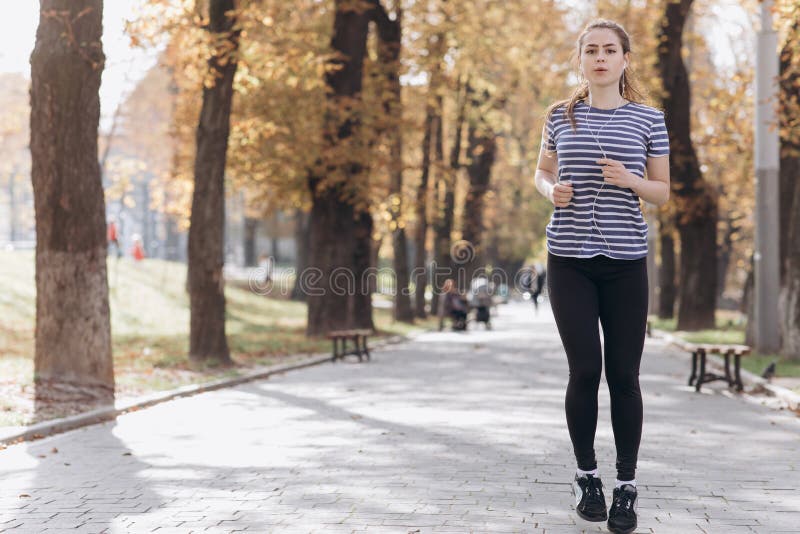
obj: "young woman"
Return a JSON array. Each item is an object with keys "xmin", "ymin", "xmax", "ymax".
[{"xmin": 533, "ymin": 19, "xmax": 670, "ymax": 534}]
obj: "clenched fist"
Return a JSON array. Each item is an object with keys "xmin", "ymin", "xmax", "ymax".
[
  {"xmin": 550, "ymin": 180, "xmax": 573, "ymax": 208},
  {"xmin": 597, "ymin": 158, "xmax": 636, "ymax": 189}
]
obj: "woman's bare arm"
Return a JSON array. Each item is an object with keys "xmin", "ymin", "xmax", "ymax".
[
  {"xmin": 534, "ymin": 127, "xmax": 573, "ymax": 207},
  {"xmin": 634, "ymin": 155, "xmax": 670, "ymax": 207}
]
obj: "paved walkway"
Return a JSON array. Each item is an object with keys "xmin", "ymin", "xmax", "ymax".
[{"xmin": 1, "ymin": 301, "xmax": 799, "ymax": 533}]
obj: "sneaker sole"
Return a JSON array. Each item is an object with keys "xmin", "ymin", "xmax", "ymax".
[
  {"xmin": 576, "ymin": 508, "xmax": 608, "ymax": 522},
  {"xmin": 607, "ymin": 521, "xmax": 636, "ymax": 533}
]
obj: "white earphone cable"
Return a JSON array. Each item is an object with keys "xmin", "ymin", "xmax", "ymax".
[{"xmin": 585, "ymin": 92, "xmax": 625, "ymax": 254}]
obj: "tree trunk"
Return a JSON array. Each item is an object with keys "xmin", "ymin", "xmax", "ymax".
[
  {"xmin": 779, "ymin": 15, "xmax": 800, "ymax": 359},
  {"xmin": 305, "ymin": 0, "xmax": 374, "ymax": 336},
  {"xmin": 270, "ymin": 211, "xmax": 281, "ymax": 263},
  {"xmin": 412, "ymin": 33, "xmax": 448, "ymax": 319},
  {"xmin": 744, "ymin": 254, "xmax": 755, "ymax": 346},
  {"xmin": 432, "ymin": 89, "xmax": 453, "ymax": 302},
  {"xmin": 779, "ymin": 157, "xmax": 796, "ymax": 282},
  {"xmin": 432, "ymin": 75, "xmax": 466, "ymax": 303},
  {"xmin": 413, "ymin": 77, "xmax": 436, "ymax": 318},
  {"xmin": 716, "ymin": 195, "xmax": 737, "ymax": 304},
  {"xmin": 306, "ymin": 192, "xmax": 359, "ymax": 334},
  {"xmin": 658, "ymin": 0, "xmax": 717, "ymax": 330},
  {"xmin": 657, "ymin": 219, "xmax": 677, "ymax": 319},
  {"xmin": 781, "ymin": 177, "xmax": 800, "ymax": 359},
  {"xmin": 270, "ymin": 235, "xmax": 279, "ymax": 263},
  {"xmin": 187, "ymin": 0, "xmax": 240, "ymax": 363},
  {"xmin": 375, "ymin": 6, "xmax": 413, "ymax": 323},
  {"xmin": 30, "ymin": 0, "xmax": 113, "ymax": 399},
  {"xmin": 164, "ymin": 214, "xmax": 181, "ymax": 261},
  {"xmin": 779, "ymin": 15, "xmax": 800, "ymax": 284},
  {"xmin": 461, "ymin": 86, "xmax": 497, "ymax": 287},
  {"xmin": 244, "ymin": 217, "xmax": 258, "ymax": 267},
  {"xmin": 290, "ymin": 208, "xmax": 310, "ymax": 301},
  {"xmin": 352, "ymin": 207, "xmax": 375, "ymax": 330}
]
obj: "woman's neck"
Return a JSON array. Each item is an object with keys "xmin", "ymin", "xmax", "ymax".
[{"xmin": 586, "ymin": 85, "xmax": 626, "ymax": 109}]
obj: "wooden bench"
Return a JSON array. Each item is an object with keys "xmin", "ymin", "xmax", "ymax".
[
  {"xmin": 674, "ymin": 341, "xmax": 751, "ymax": 392},
  {"xmin": 325, "ymin": 329, "xmax": 373, "ymax": 363}
]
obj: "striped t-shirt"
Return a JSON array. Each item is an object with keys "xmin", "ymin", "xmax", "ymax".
[{"xmin": 544, "ymin": 100, "xmax": 669, "ymax": 260}]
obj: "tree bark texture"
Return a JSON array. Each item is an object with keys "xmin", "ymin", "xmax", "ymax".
[
  {"xmin": 461, "ymin": 86, "xmax": 497, "ymax": 287},
  {"xmin": 187, "ymin": 0, "xmax": 240, "ymax": 363},
  {"xmin": 374, "ymin": 6, "xmax": 413, "ymax": 322},
  {"xmin": 306, "ymin": 0, "xmax": 374, "ymax": 336},
  {"xmin": 290, "ymin": 208, "xmax": 310, "ymax": 302},
  {"xmin": 716, "ymin": 194, "xmax": 739, "ymax": 304},
  {"xmin": 657, "ymin": 0, "xmax": 718, "ymax": 330},
  {"xmin": 244, "ymin": 217, "xmax": 258, "ymax": 267},
  {"xmin": 781, "ymin": 178, "xmax": 800, "ymax": 359},
  {"xmin": 413, "ymin": 33, "xmax": 446, "ymax": 318},
  {"xmin": 779, "ymin": 15, "xmax": 800, "ymax": 359},
  {"xmin": 432, "ymin": 89, "xmax": 454, "ymax": 303},
  {"xmin": 658, "ymin": 224, "xmax": 677, "ymax": 319},
  {"xmin": 30, "ymin": 0, "xmax": 113, "ymax": 399},
  {"xmin": 413, "ymin": 80, "xmax": 436, "ymax": 318}
]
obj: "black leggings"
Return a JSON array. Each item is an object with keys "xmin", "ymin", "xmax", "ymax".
[{"xmin": 546, "ymin": 252, "xmax": 648, "ymax": 481}]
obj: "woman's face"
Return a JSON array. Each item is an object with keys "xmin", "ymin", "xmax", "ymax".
[{"xmin": 579, "ymin": 28, "xmax": 628, "ymax": 89}]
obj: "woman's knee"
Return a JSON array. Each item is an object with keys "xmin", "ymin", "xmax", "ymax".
[
  {"xmin": 606, "ymin": 366, "xmax": 640, "ymax": 393},
  {"xmin": 569, "ymin": 365, "xmax": 602, "ymax": 389}
]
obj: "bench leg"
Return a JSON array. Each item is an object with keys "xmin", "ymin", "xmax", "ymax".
[
  {"xmin": 689, "ymin": 351, "xmax": 698, "ymax": 386},
  {"xmin": 332, "ymin": 338, "xmax": 339, "ymax": 362},
  {"xmin": 696, "ymin": 351, "xmax": 706, "ymax": 392},
  {"xmin": 724, "ymin": 353, "xmax": 733, "ymax": 387},
  {"xmin": 735, "ymin": 354, "xmax": 744, "ymax": 392},
  {"xmin": 350, "ymin": 335, "xmax": 361, "ymax": 362},
  {"xmin": 353, "ymin": 335, "xmax": 363, "ymax": 362},
  {"xmin": 356, "ymin": 335, "xmax": 370, "ymax": 362}
]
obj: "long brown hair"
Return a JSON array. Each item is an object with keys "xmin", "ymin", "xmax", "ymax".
[{"xmin": 546, "ymin": 19, "xmax": 647, "ymax": 131}]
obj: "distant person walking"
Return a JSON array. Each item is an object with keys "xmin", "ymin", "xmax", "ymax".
[
  {"xmin": 533, "ymin": 19, "xmax": 670, "ymax": 534},
  {"xmin": 130, "ymin": 235, "xmax": 145, "ymax": 262},
  {"xmin": 107, "ymin": 219, "xmax": 121, "ymax": 258},
  {"xmin": 530, "ymin": 265, "xmax": 546, "ymax": 314}
]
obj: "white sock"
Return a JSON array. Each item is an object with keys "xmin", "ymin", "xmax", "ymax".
[
  {"xmin": 615, "ymin": 479, "xmax": 636, "ymax": 489},
  {"xmin": 576, "ymin": 468, "xmax": 598, "ymax": 477}
]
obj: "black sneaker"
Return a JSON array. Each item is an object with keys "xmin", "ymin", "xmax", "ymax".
[
  {"xmin": 607, "ymin": 484, "xmax": 637, "ymax": 533},
  {"xmin": 572, "ymin": 473, "xmax": 608, "ymax": 521}
]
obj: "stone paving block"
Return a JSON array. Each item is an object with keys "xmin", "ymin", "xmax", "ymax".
[
  {"xmin": 6, "ymin": 512, "xmax": 57, "ymax": 520},
  {"xmin": 32, "ymin": 530, "xmax": 81, "ymax": 534}
]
